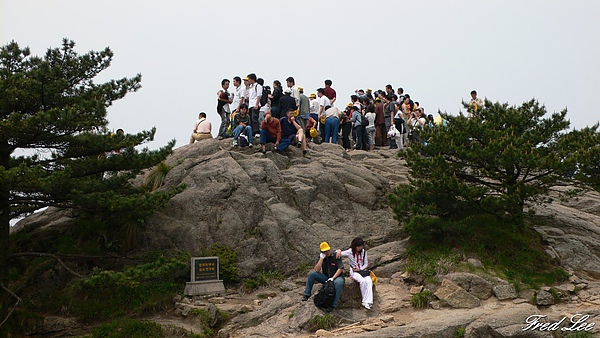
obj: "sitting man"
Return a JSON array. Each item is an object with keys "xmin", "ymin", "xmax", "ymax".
[
  {"xmin": 189, "ymin": 112, "xmax": 212, "ymax": 144},
  {"xmin": 232, "ymin": 103, "xmax": 253, "ymax": 147},
  {"xmin": 302, "ymin": 241, "xmax": 345, "ymax": 312},
  {"xmin": 259, "ymin": 110, "xmax": 281, "ymax": 154},
  {"xmin": 277, "ymin": 108, "xmax": 310, "ymax": 158}
]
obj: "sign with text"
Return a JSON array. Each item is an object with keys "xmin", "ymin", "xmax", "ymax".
[{"xmin": 191, "ymin": 256, "xmax": 220, "ymax": 282}]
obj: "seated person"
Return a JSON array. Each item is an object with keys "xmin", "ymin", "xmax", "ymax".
[
  {"xmin": 336, "ymin": 237, "xmax": 374, "ymax": 310},
  {"xmin": 189, "ymin": 112, "xmax": 212, "ymax": 144},
  {"xmin": 277, "ymin": 108, "xmax": 310, "ymax": 158},
  {"xmin": 232, "ymin": 104, "xmax": 253, "ymax": 147},
  {"xmin": 259, "ymin": 111, "xmax": 282, "ymax": 154},
  {"xmin": 302, "ymin": 241, "xmax": 345, "ymax": 313}
]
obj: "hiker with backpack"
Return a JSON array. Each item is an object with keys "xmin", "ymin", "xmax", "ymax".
[
  {"xmin": 302, "ymin": 241, "xmax": 345, "ymax": 313},
  {"xmin": 351, "ymin": 106, "xmax": 369, "ymax": 151},
  {"xmin": 336, "ymin": 237, "xmax": 374, "ymax": 310}
]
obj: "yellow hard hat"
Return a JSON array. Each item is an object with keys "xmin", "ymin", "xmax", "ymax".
[
  {"xmin": 320, "ymin": 115, "xmax": 326, "ymax": 124},
  {"xmin": 319, "ymin": 242, "xmax": 331, "ymax": 252},
  {"xmin": 310, "ymin": 128, "xmax": 318, "ymax": 138}
]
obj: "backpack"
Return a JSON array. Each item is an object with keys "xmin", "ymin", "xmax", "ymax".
[
  {"xmin": 361, "ymin": 113, "xmax": 370, "ymax": 127},
  {"xmin": 313, "ymin": 280, "xmax": 336, "ymax": 309},
  {"xmin": 260, "ymin": 86, "xmax": 270, "ymax": 107},
  {"xmin": 237, "ymin": 128, "xmax": 249, "ymax": 147}
]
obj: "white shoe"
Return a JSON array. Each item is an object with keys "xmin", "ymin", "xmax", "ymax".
[
  {"xmin": 362, "ymin": 302, "xmax": 371, "ymax": 310},
  {"xmin": 249, "ymin": 143, "xmax": 253, "ymax": 147},
  {"xmin": 233, "ymin": 140, "xmax": 238, "ymax": 146}
]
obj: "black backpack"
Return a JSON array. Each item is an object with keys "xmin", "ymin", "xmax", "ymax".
[
  {"xmin": 313, "ymin": 280, "xmax": 335, "ymax": 308},
  {"xmin": 260, "ymin": 86, "xmax": 270, "ymax": 107},
  {"xmin": 361, "ymin": 113, "xmax": 370, "ymax": 127}
]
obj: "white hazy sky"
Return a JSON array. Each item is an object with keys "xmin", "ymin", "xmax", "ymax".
[{"xmin": 2, "ymin": 0, "xmax": 600, "ymax": 150}]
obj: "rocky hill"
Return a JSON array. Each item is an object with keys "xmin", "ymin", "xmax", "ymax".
[{"xmin": 12, "ymin": 139, "xmax": 600, "ymax": 337}]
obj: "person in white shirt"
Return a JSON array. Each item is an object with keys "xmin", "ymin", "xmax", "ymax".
[
  {"xmin": 246, "ymin": 73, "xmax": 263, "ymax": 137},
  {"xmin": 231, "ymin": 76, "xmax": 245, "ymax": 114},
  {"xmin": 286, "ymin": 76, "xmax": 300, "ymax": 105},
  {"xmin": 336, "ymin": 237, "xmax": 373, "ymax": 310},
  {"xmin": 468, "ymin": 90, "xmax": 483, "ymax": 118}
]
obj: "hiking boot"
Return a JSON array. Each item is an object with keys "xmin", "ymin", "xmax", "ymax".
[
  {"xmin": 303, "ymin": 152, "xmax": 311, "ymax": 159},
  {"xmin": 232, "ymin": 140, "xmax": 238, "ymax": 147},
  {"xmin": 301, "ymin": 294, "xmax": 310, "ymax": 301},
  {"xmin": 325, "ymin": 306, "xmax": 334, "ymax": 313}
]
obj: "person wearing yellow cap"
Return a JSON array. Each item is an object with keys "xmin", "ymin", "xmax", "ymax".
[{"xmin": 302, "ymin": 241, "xmax": 345, "ymax": 313}]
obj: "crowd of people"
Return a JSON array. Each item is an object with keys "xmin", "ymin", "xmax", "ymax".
[{"xmin": 190, "ymin": 74, "xmax": 487, "ymax": 155}]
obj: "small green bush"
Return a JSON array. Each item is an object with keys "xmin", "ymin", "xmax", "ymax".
[
  {"xmin": 410, "ymin": 289, "xmax": 433, "ymax": 309},
  {"xmin": 307, "ymin": 313, "xmax": 337, "ymax": 331},
  {"xmin": 454, "ymin": 326, "xmax": 466, "ymax": 338},
  {"xmin": 201, "ymin": 244, "xmax": 238, "ymax": 283}
]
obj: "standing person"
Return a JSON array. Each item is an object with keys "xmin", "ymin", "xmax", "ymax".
[
  {"xmin": 270, "ymin": 80, "xmax": 284, "ymax": 119},
  {"xmin": 231, "ymin": 76, "xmax": 245, "ymax": 115},
  {"xmin": 297, "ymin": 87, "xmax": 310, "ymax": 130},
  {"xmin": 351, "ymin": 106, "xmax": 368, "ymax": 150},
  {"xmin": 323, "ymin": 105, "xmax": 341, "ymax": 144},
  {"xmin": 246, "ymin": 73, "xmax": 263, "ymax": 138},
  {"xmin": 365, "ymin": 106, "xmax": 376, "ymax": 150},
  {"xmin": 217, "ymin": 79, "xmax": 232, "ymax": 140},
  {"xmin": 336, "ymin": 238, "xmax": 373, "ymax": 310},
  {"xmin": 278, "ymin": 89, "xmax": 297, "ymax": 120},
  {"xmin": 302, "ymin": 241, "xmax": 345, "ymax": 313},
  {"xmin": 374, "ymin": 98, "xmax": 386, "ymax": 146},
  {"xmin": 286, "ymin": 76, "xmax": 300, "ymax": 104},
  {"xmin": 384, "ymin": 95, "xmax": 398, "ymax": 149},
  {"xmin": 468, "ymin": 90, "xmax": 483, "ymax": 118},
  {"xmin": 316, "ymin": 88, "xmax": 331, "ymax": 139},
  {"xmin": 324, "ymin": 79, "xmax": 337, "ymax": 105},
  {"xmin": 189, "ymin": 112, "xmax": 212, "ymax": 144},
  {"xmin": 309, "ymin": 93, "xmax": 319, "ymax": 123},
  {"xmin": 339, "ymin": 105, "xmax": 353, "ymax": 151}
]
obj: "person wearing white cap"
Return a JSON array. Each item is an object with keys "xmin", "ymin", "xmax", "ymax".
[{"xmin": 301, "ymin": 241, "xmax": 345, "ymax": 313}]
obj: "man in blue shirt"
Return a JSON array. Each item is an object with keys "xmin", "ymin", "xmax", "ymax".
[{"xmin": 277, "ymin": 108, "xmax": 311, "ymax": 159}]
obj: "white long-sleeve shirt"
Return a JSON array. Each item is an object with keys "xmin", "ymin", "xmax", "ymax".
[{"xmin": 340, "ymin": 248, "xmax": 369, "ymax": 271}]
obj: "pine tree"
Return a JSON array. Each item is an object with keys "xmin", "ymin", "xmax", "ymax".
[
  {"xmin": 389, "ymin": 99, "xmax": 600, "ymax": 240},
  {"xmin": 0, "ymin": 39, "xmax": 179, "ymax": 303}
]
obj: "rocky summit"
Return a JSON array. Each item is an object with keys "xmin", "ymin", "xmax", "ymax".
[{"xmin": 12, "ymin": 138, "xmax": 600, "ymax": 337}]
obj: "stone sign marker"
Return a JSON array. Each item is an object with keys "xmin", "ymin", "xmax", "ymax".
[{"xmin": 184, "ymin": 256, "xmax": 225, "ymax": 296}]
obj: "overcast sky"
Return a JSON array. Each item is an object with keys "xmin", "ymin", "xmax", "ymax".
[{"xmin": 2, "ymin": 0, "xmax": 599, "ymax": 150}]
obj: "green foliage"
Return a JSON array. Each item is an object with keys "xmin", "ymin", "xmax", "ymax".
[
  {"xmin": 391, "ymin": 99, "xmax": 598, "ymax": 227},
  {"xmin": 402, "ymin": 214, "xmax": 567, "ymax": 287},
  {"xmin": 388, "ymin": 99, "xmax": 590, "ymax": 287},
  {"xmin": 145, "ymin": 161, "xmax": 172, "ymax": 191},
  {"xmin": 454, "ymin": 327, "xmax": 466, "ymax": 338},
  {"xmin": 68, "ymin": 254, "xmax": 188, "ymax": 322},
  {"xmin": 307, "ymin": 313, "xmax": 337, "ymax": 331},
  {"xmin": 0, "ymin": 39, "xmax": 182, "ymax": 287},
  {"xmin": 201, "ymin": 244, "xmax": 238, "ymax": 284},
  {"xmin": 410, "ymin": 289, "xmax": 433, "ymax": 309},
  {"xmin": 90, "ymin": 319, "xmax": 163, "ymax": 338},
  {"xmin": 189, "ymin": 308, "xmax": 229, "ymax": 337},
  {"xmin": 404, "ymin": 248, "xmax": 460, "ymax": 284}
]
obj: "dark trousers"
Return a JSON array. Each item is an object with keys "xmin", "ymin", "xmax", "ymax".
[
  {"xmin": 355, "ymin": 125, "xmax": 368, "ymax": 150},
  {"xmin": 250, "ymin": 107, "xmax": 260, "ymax": 135},
  {"xmin": 341, "ymin": 122, "xmax": 352, "ymax": 149}
]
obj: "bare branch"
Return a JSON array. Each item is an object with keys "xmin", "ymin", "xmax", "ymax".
[{"xmin": 9, "ymin": 252, "xmax": 83, "ymax": 279}]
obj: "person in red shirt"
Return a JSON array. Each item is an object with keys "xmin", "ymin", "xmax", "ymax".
[
  {"xmin": 324, "ymin": 79, "xmax": 337, "ymax": 105},
  {"xmin": 259, "ymin": 111, "xmax": 282, "ymax": 154}
]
